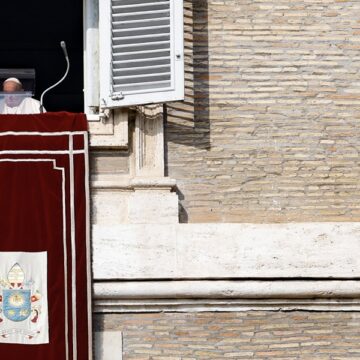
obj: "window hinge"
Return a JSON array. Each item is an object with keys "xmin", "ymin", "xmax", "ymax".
[{"xmin": 111, "ymin": 93, "xmax": 124, "ymax": 101}]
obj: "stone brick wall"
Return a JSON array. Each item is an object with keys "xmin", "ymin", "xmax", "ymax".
[
  {"xmin": 95, "ymin": 311, "xmax": 360, "ymax": 359},
  {"xmin": 166, "ymin": 0, "xmax": 360, "ymax": 223}
]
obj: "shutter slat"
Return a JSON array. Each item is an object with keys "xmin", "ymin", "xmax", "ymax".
[
  {"xmin": 113, "ymin": 57, "xmax": 171, "ymax": 68},
  {"xmin": 114, "ymin": 10, "xmax": 169, "ymax": 19},
  {"xmin": 113, "ymin": 3, "xmax": 169, "ymax": 9},
  {"xmin": 114, "ymin": 65, "xmax": 170, "ymax": 76},
  {"xmin": 113, "ymin": 6, "xmax": 170, "ymax": 14},
  {"xmin": 115, "ymin": 64, "xmax": 170, "ymax": 71},
  {"xmin": 114, "ymin": 46, "xmax": 170, "ymax": 55},
  {"xmin": 114, "ymin": 35, "xmax": 170, "ymax": 46},
  {"xmin": 113, "ymin": 27, "xmax": 170, "ymax": 37},
  {"xmin": 113, "ymin": 19, "xmax": 169, "ymax": 29},
  {"xmin": 113, "ymin": 51, "xmax": 170, "ymax": 62},
  {"xmin": 113, "ymin": 24, "xmax": 170, "ymax": 32},
  {"xmin": 114, "ymin": 40, "xmax": 170, "ymax": 49},
  {"xmin": 113, "ymin": 1, "xmax": 169, "ymax": 9},
  {"xmin": 114, "ymin": 0, "xmax": 168, "ymax": 5},
  {"xmin": 112, "ymin": 48, "xmax": 170, "ymax": 56},
  {"xmin": 114, "ymin": 56, "xmax": 170, "ymax": 64},
  {"xmin": 113, "ymin": 10, "xmax": 170, "ymax": 19},
  {"xmin": 113, "ymin": 81, "xmax": 171, "ymax": 93},
  {"xmin": 113, "ymin": 14, "xmax": 169, "ymax": 22},
  {"xmin": 113, "ymin": 43, "xmax": 170, "ymax": 53},
  {"xmin": 114, "ymin": 71, "xmax": 171, "ymax": 80},
  {"xmin": 113, "ymin": 32, "xmax": 170, "ymax": 41},
  {"xmin": 113, "ymin": 17, "xmax": 169, "ymax": 23}
]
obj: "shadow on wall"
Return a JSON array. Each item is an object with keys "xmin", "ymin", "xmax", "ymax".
[{"xmin": 164, "ymin": 0, "xmax": 210, "ymax": 154}]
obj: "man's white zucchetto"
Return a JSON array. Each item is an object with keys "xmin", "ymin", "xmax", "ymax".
[{"xmin": 3, "ymin": 77, "xmax": 22, "ymax": 86}]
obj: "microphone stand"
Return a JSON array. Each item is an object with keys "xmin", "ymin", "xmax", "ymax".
[{"xmin": 40, "ymin": 41, "xmax": 70, "ymax": 113}]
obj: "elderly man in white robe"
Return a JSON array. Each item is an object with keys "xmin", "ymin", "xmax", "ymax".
[{"xmin": 0, "ymin": 77, "xmax": 43, "ymax": 114}]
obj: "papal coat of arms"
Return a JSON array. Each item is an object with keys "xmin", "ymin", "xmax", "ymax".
[{"xmin": 0, "ymin": 252, "xmax": 48, "ymax": 344}]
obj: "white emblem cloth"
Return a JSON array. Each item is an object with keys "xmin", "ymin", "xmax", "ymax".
[{"xmin": 0, "ymin": 252, "xmax": 48, "ymax": 345}]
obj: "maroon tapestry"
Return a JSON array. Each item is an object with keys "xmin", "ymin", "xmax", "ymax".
[{"xmin": 0, "ymin": 112, "xmax": 91, "ymax": 360}]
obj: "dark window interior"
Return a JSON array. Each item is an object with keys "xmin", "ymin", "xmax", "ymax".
[{"xmin": 0, "ymin": 1, "xmax": 83, "ymax": 112}]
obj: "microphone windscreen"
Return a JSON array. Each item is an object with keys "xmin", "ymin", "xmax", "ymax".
[{"xmin": 60, "ymin": 41, "xmax": 69, "ymax": 59}]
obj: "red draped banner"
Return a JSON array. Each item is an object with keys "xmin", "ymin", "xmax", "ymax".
[{"xmin": 0, "ymin": 112, "xmax": 91, "ymax": 360}]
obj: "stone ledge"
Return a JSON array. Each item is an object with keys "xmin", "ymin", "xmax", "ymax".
[
  {"xmin": 93, "ymin": 280, "xmax": 360, "ymax": 312},
  {"xmin": 91, "ymin": 176, "xmax": 176, "ymax": 190},
  {"xmin": 93, "ymin": 298, "xmax": 360, "ymax": 313},
  {"xmin": 130, "ymin": 177, "xmax": 177, "ymax": 191},
  {"xmin": 93, "ymin": 280, "xmax": 360, "ymax": 299}
]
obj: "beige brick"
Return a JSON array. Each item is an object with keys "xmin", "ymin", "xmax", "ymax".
[
  {"xmin": 95, "ymin": 311, "xmax": 360, "ymax": 359},
  {"xmin": 162, "ymin": 0, "xmax": 360, "ymax": 224}
]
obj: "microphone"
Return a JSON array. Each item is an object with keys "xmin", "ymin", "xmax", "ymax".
[
  {"xmin": 61, "ymin": 41, "xmax": 69, "ymax": 60},
  {"xmin": 40, "ymin": 41, "xmax": 70, "ymax": 113}
]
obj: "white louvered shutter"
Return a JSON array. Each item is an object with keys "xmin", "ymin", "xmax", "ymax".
[{"xmin": 99, "ymin": 0, "xmax": 184, "ymax": 108}]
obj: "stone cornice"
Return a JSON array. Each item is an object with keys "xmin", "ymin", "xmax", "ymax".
[
  {"xmin": 93, "ymin": 280, "xmax": 360, "ymax": 313},
  {"xmin": 94, "ymin": 280, "xmax": 360, "ymax": 299}
]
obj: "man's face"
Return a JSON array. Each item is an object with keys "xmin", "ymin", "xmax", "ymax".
[
  {"xmin": 3, "ymin": 81, "xmax": 23, "ymax": 107},
  {"xmin": 3, "ymin": 81, "xmax": 21, "ymax": 93}
]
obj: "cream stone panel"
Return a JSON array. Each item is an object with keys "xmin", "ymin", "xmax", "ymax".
[
  {"xmin": 92, "ymin": 190, "xmax": 129, "ymax": 225},
  {"xmin": 89, "ymin": 109, "xmax": 128, "ymax": 148},
  {"xmin": 92, "ymin": 222, "xmax": 360, "ymax": 280},
  {"xmin": 94, "ymin": 331, "xmax": 122, "ymax": 360},
  {"xmin": 128, "ymin": 191, "xmax": 178, "ymax": 224}
]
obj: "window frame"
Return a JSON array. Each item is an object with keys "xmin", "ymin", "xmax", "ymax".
[
  {"xmin": 84, "ymin": 0, "xmax": 101, "ymax": 120},
  {"xmin": 98, "ymin": 0, "xmax": 184, "ymax": 109}
]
